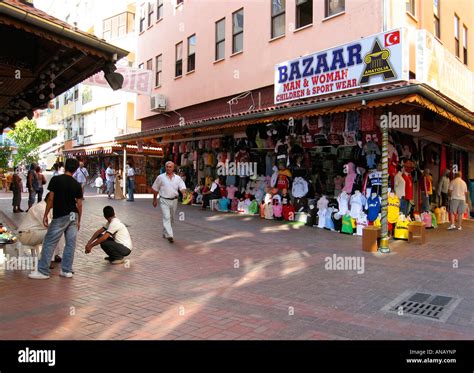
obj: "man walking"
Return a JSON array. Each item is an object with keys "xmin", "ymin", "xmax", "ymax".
[
  {"xmin": 152, "ymin": 161, "xmax": 187, "ymax": 243},
  {"xmin": 126, "ymin": 161, "xmax": 135, "ymax": 202},
  {"xmin": 85, "ymin": 206, "xmax": 132, "ymax": 264},
  {"xmin": 106, "ymin": 163, "xmax": 115, "ymax": 199},
  {"xmin": 73, "ymin": 161, "xmax": 89, "ymax": 197},
  {"xmin": 447, "ymin": 172, "xmax": 468, "ymax": 231},
  {"xmin": 26, "ymin": 163, "xmax": 39, "ymax": 211},
  {"xmin": 28, "ymin": 158, "xmax": 83, "ymax": 279}
]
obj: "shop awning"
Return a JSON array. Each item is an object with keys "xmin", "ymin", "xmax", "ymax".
[
  {"xmin": 115, "ymin": 82, "xmax": 474, "ymax": 144},
  {"xmin": 0, "ymin": 0, "xmax": 129, "ymax": 129},
  {"xmin": 63, "ymin": 142, "xmax": 163, "ymax": 157}
]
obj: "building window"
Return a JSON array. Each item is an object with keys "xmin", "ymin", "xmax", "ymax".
[
  {"xmin": 55, "ymin": 98, "xmax": 59, "ymax": 109},
  {"xmin": 215, "ymin": 18, "xmax": 225, "ymax": 60},
  {"xmin": 118, "ymin": 13, "xmax": 127, "ymax": 37},
  {"xmin": 74, "ymin": 86, "xmax": 79, "ymax": 101},
  {"xmin": 296, "ymin": 0, "xmax": 312, "ymax": 28},
  {"xmin": 433, "ymin": 0, "xmax": 440, "ymax": 38},
  {"xmin": 146, "ymin": 59, "xmax": 152, "ymax": 71},
  {"xmin": 454, "ymin": 14, "xmax": 460, "ymax": 58},
  {"xmin": 102, "ymin": 12, "xmax": 135, "ymax": 41},
  {"xmin": 325, "ymin": 0, "xmax": 344, "ymax": 18},
  {"xmin": 187, "ymin": 34, "xmax": 196, "ymax": 72},
  {"xmin": 138, "ymin": 63, "xmax": 144, "ymax": 69},
  {"xmin": 148, "ymin": 1, "xmax": 154, "ymax": 27},
  {"xmin": 175, "ymin": 42, "xmax": 183, "ymax": 77},
  {"xmin": 128, "ymin": 12, "xmax": 135, "ymax": 33},
  {"xmin": 155, "ymin": 54, "xmax": 162, "ymax": 86},
  {"xmin": 139, "ymin": 5, "xmax": 146, "ymax": 32},
  {"xmin": 232, "ymin": 8, "xmax": 244, "ymax": 54},
  {"xmin": 406, "ymin": 0, "xmax": 415, "ymax": 16},
  {"xmin": 271, "ymin": 0, "xmax": 285, "ymax": 38},
  {"xmin": 463, "ymin": 25, "xmax": 468, "ymax": 65},
  {"xmin": 157, "ymin": 0, "xmax": 163, "ymax": 20},
  {"xmin": 103, "ymin": 18, "xmax": 111, "ymax": 40}
]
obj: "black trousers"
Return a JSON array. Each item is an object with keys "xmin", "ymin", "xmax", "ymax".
[
  {"xmin": 202, "ymin": 192, "xmax": 221, "ymax": 208},
  {"xmin": 100, "ymin": 238, "xmax": 131, "ymax": 260}
]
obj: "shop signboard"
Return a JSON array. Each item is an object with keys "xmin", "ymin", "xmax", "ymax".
[
  {"xmin": 83, "ymin": 66, "xmax": 153, "ymax": 96},
  {"xmin": 274, "ymin": 28, "xmax": 408, "ymax": 104},
  {"xmin": 416, "ymin": 30, "xmax": 474, "ymax": 112}
]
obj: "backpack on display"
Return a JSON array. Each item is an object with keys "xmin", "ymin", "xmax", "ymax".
[
  {"xmin": 248, "ymin": 200, "xmax": 259, "ymax": 215},
  {"xmin": 394, "ymin": 217, "xmax": 409, "ymax": 240},
  {"xmin": 282, "ymin": 204, "xmax": 295, "ymax": 221},
  {"xmin": 421, "ymin": 212, "xmax": 432, "ymax": 228},
  {"xmin": 259, "ymin": 202, "xmax": 265, "ymax": 218},
  {"xmin": 273, "ymin": 203, "xmax": 283, "ymax": 219},
  {"xmin": 341, "ymin": 214, "xmax": 353, "ymax": 234},
  {"xmin": 230, "ymin": 198, "xmax": 239, "ymax": 212},
  {"xmin": 264, "ymin": 203, "xmax": 274, "ymax": 219},
  {"xmin": 430, "ymin": 212, "xmax": 438, "ymax": 228}
]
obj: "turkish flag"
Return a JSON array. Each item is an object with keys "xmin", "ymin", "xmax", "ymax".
[{"xmin": 385, "ymin": 30, "xmax": 400, "ymax": 46}]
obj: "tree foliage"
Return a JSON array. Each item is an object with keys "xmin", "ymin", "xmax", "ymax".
[
  {"xmin": 0, "ymin": 138, "xmax": 13, "ymax": 169},
  {"xmin": 7, "ymin": 118, "xmax": 56, "ymax": 165}
]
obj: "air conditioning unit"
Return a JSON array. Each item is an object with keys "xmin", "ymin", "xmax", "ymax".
[
  {"xmin": 77, "ymin": 135, "xmax": 84, "ymax": 145},
  {"xmin": 150, "ymin": 95, "xmax": 167, "ymax": 111}
]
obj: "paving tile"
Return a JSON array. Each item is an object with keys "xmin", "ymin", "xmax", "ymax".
[{"xmin": 0, "ymin": 191, "xmax": 473, "ymax": 340}]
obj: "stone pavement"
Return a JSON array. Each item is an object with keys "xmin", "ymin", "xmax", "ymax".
[{"xmin": 0, "ymin": 190, "xmax": 473, "ymax": 340}]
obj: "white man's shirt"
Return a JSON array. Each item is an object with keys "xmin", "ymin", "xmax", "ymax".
[
  {"xmin": 152, "ymin": 173, "xmax": 186, "ymax": 199},
  {"xmin": 18, "ymin": 201, "xmax": 50, "ymax": 232},
  {"xmin": 104, "ymin": 218, "xmax": 132, "ymax": 249},
  {"xmin": 127, "ymin": 167, "xmax": 135, "ymax": 177},
  {"xmin": 106, "ymin": 167, "xmax": 115, "ymax": 182},
  {"xmin": 449, "ymin": 178, "xmax": 467, "ymax": 201},
  {"xmin": 73, "ymin": 167, "xmax": 89, "ymax": 184}
]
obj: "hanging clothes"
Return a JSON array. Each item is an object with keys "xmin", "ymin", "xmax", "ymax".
[
  {"xmin": 292, "ymin": 177, "xmax": 308, "ymax": 198},
  {"xmin": 366, "ymin": 195, "xmax": 381, "ymax": 222},
  {"xmin": 349, "ymin": 192, "xmax": 367, "ymax": 219},
  {"xmin": 387, "ymin": 193, "xmax": 400, "ymax": 224}
]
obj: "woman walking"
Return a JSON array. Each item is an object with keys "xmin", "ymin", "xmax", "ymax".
[
  {"xmin": 115, "ymin": 170, "xmax": 125, "ymax": 200},
  {"xmin": 11, "ymin": 167, "xmax": 24, "ymax": 213}
]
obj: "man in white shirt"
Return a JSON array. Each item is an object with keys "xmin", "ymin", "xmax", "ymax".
[
  {"xmin": 73, "ymin": 161, "xmax": 89, "ymax": 197},
  {"xmin": 152, "ymin": 161, "xmax": 187, "ymax": 243},
  {"xmin": 447, "ymin": 172, "xmax": 468, "ymax": 231},
  {"xmin": 85, "ymin": 206, "xmax": 132, "ymax": 264},
  {"xmin": 18, "ymin": 192, "xmax": 63, "ymax": 266},
  {"xmin": 126, "ymin": 161, "xmax": 135, "ymax": 202},
  {"xmin": 202, "ymin": 178, "xmax": 221, "ymax": 209},
  {"xmin": 105, "ymin": 163, "xmax": 116, "ymax": 199}
]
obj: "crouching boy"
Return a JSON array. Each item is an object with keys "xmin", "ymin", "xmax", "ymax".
[{"xmin": 85, "ymin": 206, "xmax": 132, "ymax": 264}]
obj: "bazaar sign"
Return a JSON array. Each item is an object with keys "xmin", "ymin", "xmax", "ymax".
[
  {"xmin": 274, "ymin": 28, "xmax": 408, "ymax": 104},
  {"xmin": 83, "ymin": 66, "xmax": 153, "ymax": 95}
]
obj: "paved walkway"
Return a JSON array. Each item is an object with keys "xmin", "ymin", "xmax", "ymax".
[{"xmin": 0, "ymin": 190, "xmax": 473, "ymax": 340}]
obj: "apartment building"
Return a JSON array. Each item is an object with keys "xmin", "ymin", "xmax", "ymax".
[
  {"xmin": 116, "ymin": 1, "xmax": 472, "ymax": 195},
  {"xmin": 34, "ymin": 0, "xmax": 156, "ymax": 177}
]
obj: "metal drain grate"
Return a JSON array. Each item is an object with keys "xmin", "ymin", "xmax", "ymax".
[{"xmin": 382, "ymin": 291, "xmax": 462, "ymax": 322}]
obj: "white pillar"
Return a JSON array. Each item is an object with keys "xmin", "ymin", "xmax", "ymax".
[{"xmin": 123, "ymin": 145, "xmax": 127, "ymax": 197}]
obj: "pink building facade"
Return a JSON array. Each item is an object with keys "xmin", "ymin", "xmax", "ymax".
[
  {"xmin": 118, "ymin": 0, "xmax": 473, "ymax": 216},
  {"xmin": 135, "ymin": 0, "xmax": 383, "ymax": 127}
]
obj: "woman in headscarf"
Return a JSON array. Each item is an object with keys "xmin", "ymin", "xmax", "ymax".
[{"xmin": 11, "ymin": 167, "xmax": 24, "ymax": 213}]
